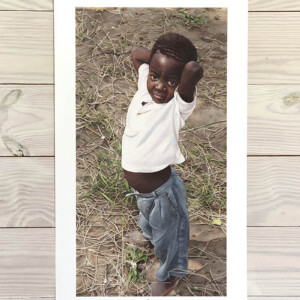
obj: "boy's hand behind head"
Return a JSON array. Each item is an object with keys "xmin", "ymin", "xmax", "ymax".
[
  {"xmin": 183, "ymin": 61, "xmax": 204, "ymax": 86},
  {"xmin": 178, "ymin": 61, "xmax": 204, "ymax": 102}
]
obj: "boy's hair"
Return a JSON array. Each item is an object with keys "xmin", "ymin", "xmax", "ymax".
[{"xmin": 150, "ymin": 32, "xmax": 198, "ymax": 64}]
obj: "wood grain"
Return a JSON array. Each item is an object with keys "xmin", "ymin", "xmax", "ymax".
[
  {"xmin": 0, "ymin": 0, "xmax": 53, "ymax": 11},
  {"xmin": 0, "ymin": 11, "xmax": 53, "ymax": 84},
  {"xmin": 0, "ymin": 228, "xmax": 54, "ymax": 298},
  {"xmin": 0, "ymin": 85, "xmax": 54, "ymax": 156},
  {"xmin": 248, "ymin": 6, "xmax": 300, "ymax": 299},
  {"xmin": 248, "ymin": 227, "xmax": 300, "ymax": 296},
  {"xmin": 0, "ymin": 158, "xmax": 54, "ymax": 227},
  {"xmin": 248, "ymin": 85, "xmax": 300, "ymax": 155},
  {"xmin": 249, "ymin": 13, "xmax": 300, "ymax": 84},
  {"xmin": 249, "ymin": 298, "xmax": 300, "ymax": 300},
  {"xmin": 249, "ymin": 0, "xmax": 300, "ymax": 11},
  {"xmin": 248, "ymin": 157, "xmax": 300, "ymax": 226}
]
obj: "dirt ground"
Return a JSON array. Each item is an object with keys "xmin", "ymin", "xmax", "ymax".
[{"xmin": 76, "ymin": 7, "xmax": 227, "ymax": 296}]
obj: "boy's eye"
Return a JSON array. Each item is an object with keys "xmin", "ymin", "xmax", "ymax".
[
  {"xmin": 150, "ymin": 74, "xmax": 158, "ymax": 80},
  {"xmin": 168, "ymin": 80, "xmax": 177, "ymax": 87}
]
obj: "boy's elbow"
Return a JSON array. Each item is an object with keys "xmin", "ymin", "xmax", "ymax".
[
  {"xmin": 131, "ymin": 46, "xmax": 150, "ymax": 70},
  {"xmin": 131, "ymin": 45, "xmax": 141, "ymax": 60},
  {"xmin": 131, "ymin": 47, "xmax": 140, "ymax": 70},
  {"xmin": 131, "ymin": 46, "xmax": 137, "ymax": 60}
]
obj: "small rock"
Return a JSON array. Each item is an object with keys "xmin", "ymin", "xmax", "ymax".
[{"xmin": 188, "ymin": 259, "xmax": 204, "ymax": 271}]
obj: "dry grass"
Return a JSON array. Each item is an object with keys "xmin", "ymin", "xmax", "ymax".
[{"xmin": 76, "ymin": 7, "xmax": 227, "ymax": 296}]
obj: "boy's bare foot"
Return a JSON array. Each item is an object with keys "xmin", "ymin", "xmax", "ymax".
[
  {"xmin": 139, "ymin": 276, "xmax": 178, "ymax": 296},
  {"xmin": 122, "ymin": 231, "xmax": 151, "ymax": 247}
]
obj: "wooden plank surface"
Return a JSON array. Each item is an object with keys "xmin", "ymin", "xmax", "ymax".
[
  {"xmin": 248, "ymin": 157, "xmax": 300, "ymax": 226},
  {"xmin": 0, "ymin": 11, "xmax": 53, "ymax": 84},
  {"xmin": 0, "ymin": 86, "xmax": 54, "ymax": 156},
  {"xmin": 248, "ymin": 85, "xmax": 300, "ymax": 155},
  {"xmin": 248, "ymin": 13, "xmax": 300, "ymax": 84},
  {"xmin": 249, "ymin": 0, "xmax": 300, "ymax": 11},
  {"xmin": 248, "ymin": 3, "xmax": 300, "ymax": 299},
  {"xmin": 0, "ymin": 158, "xmax": 54, "ymax": 227},
  {"xmin": 0, "ymin": 228, "xmax": 55, "ymax": 298},
  {"xmin": 248, "ymin": 227, "xmax": 300, "ymax": 296},
  {"xmin": 0, "ymin": 1, "xmax": 55, "ymax": 299},
  {"xmin": 249, "ymin": 298, "xmax": 300, "ymax": 300},
  {"xmin": 0, "ymin": 0, "xmax": 53, "ymax": 11}
]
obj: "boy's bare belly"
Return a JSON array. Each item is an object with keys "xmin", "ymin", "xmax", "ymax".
[{"xmin": 123, "ymin": 166, "xmax": 171, "ymax": 193}]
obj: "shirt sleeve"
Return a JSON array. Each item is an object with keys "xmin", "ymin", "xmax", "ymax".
[
  {"xmin": 137, "ymin": 63, "xmax": 149, "ymax": 91},
  {"xmin": 173, "ymin": 86, "xmax": 196, "ymax": 121}
]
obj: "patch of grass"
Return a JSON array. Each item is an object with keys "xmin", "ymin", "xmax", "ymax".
[
  {"xmin": 77, "ymin": 104, "xmax": 133, "ymax": 205},
  {"xmin": 125, "ymin": 247, "xmax": 148, "ymax": 285},
  {"xmin": 76, "ymin": 32, "xmax": 87, "ymax": 44},
  {"xmin": 178, "ymin": 9, "xmax": 206, "ymax": 26},
  {"xmin": 179, "ymin": 133, "xmax": 226, "ymax": 212},
  {"xmin": 78, "ymin": 141, "xmax": 133, "ymax": 206}
]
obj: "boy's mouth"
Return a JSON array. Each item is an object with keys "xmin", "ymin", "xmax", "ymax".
[{"xmin": 152, "ymin": 92, "xmax": 166, "ymax": 101}]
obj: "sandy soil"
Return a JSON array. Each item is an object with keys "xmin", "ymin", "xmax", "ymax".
[
  {"xmin": 76, "ymin": 7, "xmax": 227, "ymax": 296},
  {"xmin": 143, "ymin": 223, "xmax": 226, "ymax": 296}
]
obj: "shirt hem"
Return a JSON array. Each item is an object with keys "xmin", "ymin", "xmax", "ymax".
[{"xmin": 122, "ymin": 160, "xmax": 184, "ymax": 173}]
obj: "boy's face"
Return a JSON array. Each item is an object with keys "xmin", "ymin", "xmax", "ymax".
[{"xmin": 147, "ymin": 51, "xmax": 185, "ymax": 104}]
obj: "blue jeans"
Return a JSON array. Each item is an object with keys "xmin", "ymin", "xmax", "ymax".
[{"xmin": 127, "ymin": 168, "xmax": 189, "ymax": 282}]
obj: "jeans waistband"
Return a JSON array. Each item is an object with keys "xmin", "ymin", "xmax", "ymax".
[{"xmin": 125, "ymin": 167, "xmax": 181, "ymax": 198}]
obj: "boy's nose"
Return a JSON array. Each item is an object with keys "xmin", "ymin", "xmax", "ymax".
[{"xmin": 155, "ymin": 80, "xmax": 167, "ymax": 91}]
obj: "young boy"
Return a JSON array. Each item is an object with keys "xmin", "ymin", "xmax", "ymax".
[{"xmin": 122, "ymin": 33, "xmax": 203, "ymax": 296}]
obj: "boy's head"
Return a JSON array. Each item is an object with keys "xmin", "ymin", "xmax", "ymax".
[{"xmin": 147, "ymin": 33, "xmax": 197, "ymax": 104}]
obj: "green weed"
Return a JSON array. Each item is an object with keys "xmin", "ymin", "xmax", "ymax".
[
  {"xmin": 178, "ymin": 9, "xmax": 206, "ymax": 26},
  {"xmin": 197, "ymin": 55, "xmax": 203, "ymax": 64},
  {"xmin": 76, "ymin": 32, "xmax": 87, "ymax": 44},
  {"xmin": 125, "ymin": 248, "xmax": 147, "ymax": 285}
]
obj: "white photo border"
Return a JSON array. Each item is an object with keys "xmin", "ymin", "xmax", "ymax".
[{"xmin": 55, "ymin": 0, "xmax": 248, "ymax": 299}]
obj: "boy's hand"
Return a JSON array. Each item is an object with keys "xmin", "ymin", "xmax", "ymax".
[
  {"xmin": 184, "ymin": 61, "xmax": 203, "ymax": 85},
  {"xmin": 131, "ymin": 46, "xmax": 151, "ymax": 71},
  {"xmin": 178, "ymin": 61, "xmax": 203, "ymax": 103}
]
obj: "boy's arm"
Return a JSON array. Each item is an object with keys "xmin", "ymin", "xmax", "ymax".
[
  {"xmin": 178, "ymin": 61, "xmax": 203, "ymax": 103},
  {"xmin": 131, "ymin": 46, "xmax": 151, "ymax": 71}
]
